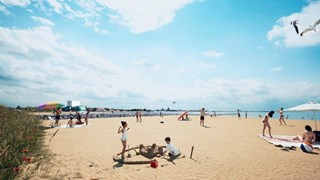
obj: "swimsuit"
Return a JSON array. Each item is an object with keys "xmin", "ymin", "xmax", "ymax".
[{"xmin": 121, "ymin": 128, "xmax": 128, "ymax": 141}]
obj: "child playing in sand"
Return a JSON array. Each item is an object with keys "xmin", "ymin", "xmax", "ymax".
[
  {"xmin": 67, "ymin": 116, "xmax": 73, "ymax": 128},
  {"xmin": 164, "ymin": 137, "xmax": 180, "ymax": 157},
  {"xmin": 262, "ymin": 111, "xmax": 274, "ymax": 138},
  {"xmin": 118, "ymin": 121, "xmax": 130, "ymax": 157},
  {"xmin": 292, "ymin": 125, "xmax": 316, "ymax": 144}
]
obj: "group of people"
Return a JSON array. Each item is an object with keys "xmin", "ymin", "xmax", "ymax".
[
  {"xmin": 66, "ymin": 109, "xmax": 90, "ymax": 128},
  {"xmin": 261, "ymin": 109, "xmax": 316, "ymax": 146},
  {"xmin": 135, "ymin": 111, "xmax": 142, "ymax": 122},
  {"xmin": 53, "ymin": 108, "xmax": 90, "ymax": 128},
  {"xmin": 117, "ymin": 121, "xmax": 180, "ymax": 159}
]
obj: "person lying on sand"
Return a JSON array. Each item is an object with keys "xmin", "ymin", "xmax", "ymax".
[
  {"xmin": 139, "ymin": 144, "xmax": 164, "ymax": 159},
  {"xmin": 163, "ymin": 137, "xmax": 180, "ymax": 157},
  {"xmin": 292, "ymin": 125, "xmax": 316, "ymax": 144}
]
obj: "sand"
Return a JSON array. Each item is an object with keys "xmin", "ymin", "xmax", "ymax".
[{"xmin": 28, "ymin": 115, "xmax": 320, "ymax": 179}]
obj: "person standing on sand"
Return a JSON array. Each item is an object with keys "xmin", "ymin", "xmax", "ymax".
[
  {"xmin": 84, "ymin": 108, "xmax": 90, "ymax": 125},
  {"xmin": 245, "ymin": 111, "xmax": 248, "ymax": 119},
  {"xmin": 278, "ymin": 107, "xmax": 286, "ymax": 125},
  {"xmin": 139, "ymin": 111, "xmax": 142, "ymax": 122},
  {"xmin": 237, "ymin": 109, "xmax": 241, "ymax": 119},
  {"xmin": 54, "ymin": 108, "xmax": 61, "ymax": 127},
  {"xmin": 262, "ymin": 111, "xmax": 275, "ymax": 138},
  {"xmin": 118, "ymin": 121, "xmax": 129, "ymax": 157},
  {"xmin": 200, "ymin": 108, "xmax": 206, "ymax": 127},
  {"xmin": 135, "ymin": 111, "xmax": 139, "ymax": 122}
]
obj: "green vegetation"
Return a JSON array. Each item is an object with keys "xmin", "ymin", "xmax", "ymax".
[{"xmin": 0, "ymin": 105, "xmax": 47, "ymax": 179}]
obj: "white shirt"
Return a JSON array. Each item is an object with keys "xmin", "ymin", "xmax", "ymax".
[{"xmin": 166, "ymin": 143, "xmax": 180, "ymax": 156}]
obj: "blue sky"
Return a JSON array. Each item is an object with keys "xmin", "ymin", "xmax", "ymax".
[{"xmin": 0, "ymin": 0, "xmax": 319, "ymax": 110}]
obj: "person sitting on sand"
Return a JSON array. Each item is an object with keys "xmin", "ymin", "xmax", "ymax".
[
  {"xmin": 118, "ymin": 121, "xmax": 130, "ymax": 157},
  {"xmin": 164, "ymin": 137, "xmax": 180, "ymax": 157},
  {"xmin": 75, "ymin": 111, "xmax": 84, "ymax": 125},
  {"xmin": 292, "ymin": 125, "xmax": 316, "ymax": 144},
  {"xmin": 67, "ymin": 116, "xmax": 73, "ymax": 128},
  {"xmin": 262, "ymin": 111, "xmax": 275, "ymax": 138}
]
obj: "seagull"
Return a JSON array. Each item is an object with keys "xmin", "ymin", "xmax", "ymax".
[
  {"xmin": 300, "ymin": 19, "xmax": 320, "ymax": 36},
  {"xmin": 290, "ymin": 20, "xmax": 299, "ymax": 34}
]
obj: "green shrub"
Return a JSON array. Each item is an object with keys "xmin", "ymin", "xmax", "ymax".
[{"xmin": 0, "ymin": 105, "xmax": 46, "ymax": 179}]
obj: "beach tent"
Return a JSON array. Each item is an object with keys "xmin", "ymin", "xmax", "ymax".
[{"xmin": 285, "ymin": 102, "xmax": 320, "ymax": 131}]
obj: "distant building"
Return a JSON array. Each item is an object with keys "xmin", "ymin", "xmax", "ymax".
[{"xmin": 67, "ymin": 101, "xmax": 80, "ymax": 107}]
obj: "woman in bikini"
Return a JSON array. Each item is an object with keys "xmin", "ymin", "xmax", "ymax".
[
  {"xmin": 278, "ymin": 107, "xmax": 286, "ymax": 125},
  {"xmin": 262, "ymin": 111, "xmax": 275, "ymax": 138}
]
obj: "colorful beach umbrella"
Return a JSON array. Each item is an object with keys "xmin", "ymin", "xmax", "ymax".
[
  {"xmin": 285, "ymin": 101, "xmax": 320, "ymax": 131},
  {"xmin": 37, "ymin": 102, "xmax": 64, "ymax": 110}
]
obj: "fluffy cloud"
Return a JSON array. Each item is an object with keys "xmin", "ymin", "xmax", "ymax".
[
  {"xmin": 0, "ymin": 25, "xmax": 138, "ymax": 107},
  {"xmin": 31, "ymin": 16, "xmax": 55, "ymax": 26},
  {"xmin": 267, "ymin": 1, "xmax": 320, "ymax": 47},
  {"xmin": 97, "ymin": 0, "xmax": 196, "ymax": 33},
  {"xmin": 0, "ymin": 0, "xmax": 31, "ymax": 7},
  {"xmin": 202, "ymin": 50, "xmax": 224, "ymax": 58}
]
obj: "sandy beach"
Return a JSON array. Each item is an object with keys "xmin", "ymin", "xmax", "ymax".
[{"xmin": 28, "ymin": 115, "xmax": 320, "ymax": 179}]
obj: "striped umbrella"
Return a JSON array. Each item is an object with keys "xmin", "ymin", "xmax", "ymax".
[{"xmin": 37, "ymin": 102, "xmax": 64, "ymax": 110}]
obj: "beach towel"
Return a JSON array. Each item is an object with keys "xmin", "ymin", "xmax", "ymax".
[
  {"xmin": 55, "ymin": 124, "xmax": 87, "ymax": 129},
  {"xmin": 258, "ymin": 134, "xmax": 320, "ymax": 149}
]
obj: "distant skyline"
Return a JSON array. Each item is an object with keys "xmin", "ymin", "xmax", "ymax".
[{"xmin": 0, "ymin": 0, "xmax": 319, "ymax": 110}]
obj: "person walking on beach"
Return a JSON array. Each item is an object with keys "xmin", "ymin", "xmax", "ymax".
[
  {"xmin": 262, "ymin": 111, "xmax": 275, "ymax": 138},
  {"xmin": 200, "ymin": 108, "xmax": 206, "ymax": 127},
  {"xmin": 278, "ymin": 107, "xmax": 286, "ymax": 125},
  {"xmin": 245, "ymin": 111, "xmax": 248, "ymax": 119},
  {"xmin": 118, "ymin": 121, "xmax": 130, "ymax": 157}
]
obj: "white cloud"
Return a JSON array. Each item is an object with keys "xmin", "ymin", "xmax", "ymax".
[
  {"xmin": 192, "ymin": 78, "xmax": 320, "ymax": 109},
  {"xmin": 267, "ymin": 1, "xmax": 320, "ymax": 47},
  {"xmin": 200, "ymin": 62, "xmax": 216, "ymax": 69},
  {"xmin": 134, "ymin": 59, "xmax": 161, "ymax": 70},
  {"xmin": 47, "ymin": 0, "xmax": 63, "ymax": 14},
  {"xmin": 97, "ymin": 0, "xmax": 196, "ymax": 33},
  {"xmin": 0, "ymin": 4, "xmax": 11, "ymax": 15},
  {"xmin": 270, "ymin": 66, "xmax": 283, "ymax": 72},
  {"xmin": 31, "ymin": 16, "xmax": 55, "ymax": 26},
  {"xmin": 202, "ymin": 50, "xmax": 224, "ymax": 58},
  {"xmin": 0, "ymin": 26, "xmax": 129, "ymax": 106},
  {"xmin": 0, "ymin": 0, "xmax": 31, "ymax": 7}
]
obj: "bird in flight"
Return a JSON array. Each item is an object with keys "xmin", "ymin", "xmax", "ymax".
[
  {"xmin": 300, "ymin": 19, "xmax": 320, "ymax": 36},
  {"xmin": 290, "ymin": 20, "xmax": 299, "ymax": 34}
]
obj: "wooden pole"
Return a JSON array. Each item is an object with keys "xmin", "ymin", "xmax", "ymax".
[{"xmin": 190, "ymin": 146, "xmax": 194, "ymax": 159}]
